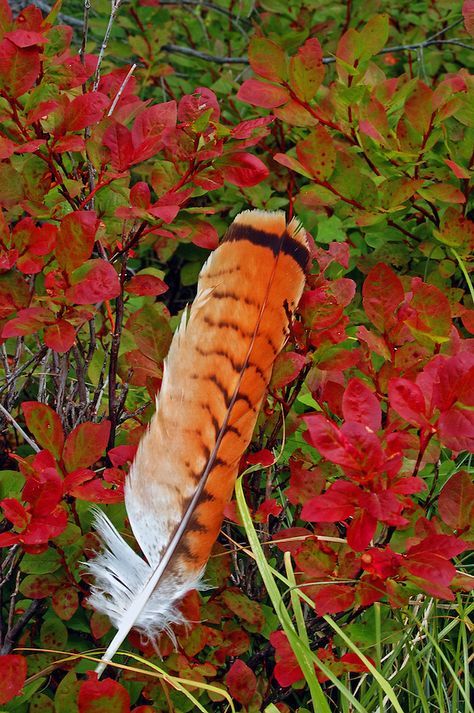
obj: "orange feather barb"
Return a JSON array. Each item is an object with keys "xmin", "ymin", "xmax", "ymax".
[{"xmin": 88, "ymin": 209, "xmax": 309, "ymax": 674}]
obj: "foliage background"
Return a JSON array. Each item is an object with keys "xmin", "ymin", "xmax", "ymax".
[{"xmin": 0, "ymin": 0, "xmax": 473, "ymax": 711}]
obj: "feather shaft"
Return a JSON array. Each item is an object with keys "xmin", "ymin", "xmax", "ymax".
[{"xmin": 88, "ymin": 209, "xmax": 310, "ymax": 674}]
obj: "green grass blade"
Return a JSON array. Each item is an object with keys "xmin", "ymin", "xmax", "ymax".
[{"xmin": 236, "ymin": 476, "xmax": 332, "ymax": 713}]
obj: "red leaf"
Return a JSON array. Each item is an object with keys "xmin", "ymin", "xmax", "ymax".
[
  {"xmin": 130, "ymin": 182, "xmax": 151, "ymax": 209},
  {"xmin": 44, "ymin": 320, "xmax": 76, "ymax": 353},
  {"xmin": 444, "ymin": 159, "xmax": 471, "ymax": 179},
  {"xmin": 148, "ymin": 203, "xmax": 180, "ymax": 224},
  {"xmin": 359, "ymin": 490, "xmax": 407, "ymax": 527},
  {"xmin": 63, "ymin": 467, "xmax": 96, "ymax": 493},
  {"xmin": 304, "ymin": 415, "xmax": 386, "ymax": 480},
  {"xmin": 342, "ymin": 378, "xmax": 381, "ymax": 431},
  {"xmin": 405, "ymin": 278, "xmax": 451, "ymax": 346},
  {"xmin": 270, "ymin": 631, "xmax": 303, "ymax": 686},
  {"xmin": 407, "ymin": 573, "xmax": 455, "ymax": 600},
  {"xmin": 66, "ymin": 473, "xmax": 124, "ymax": 503},
  {"xmin": 463, "ymin": 1, "xmax": 474, "ymax": 35},
  {"xmin": 362, "ymin": 263, "xmax": 404, "ymax": 332},
  {"xmin": 361, "ymin": 548, "xmax": 401, "ymax": 579},
  {"xmin": 189, "ymin": 220, "xmax": 219, "ymax": 249},
  {"xmin": 313, "ymin": 584, "xmax": 355, "ymax": 615},
  {"xmin": 407, "ymin": 534, "xmax": 468, "ymax": 561},
  {"xmin": 347, "ymin": 510, "xmax": 377, "ymax": 551},
  {"xmin": 221, "ymin": 152, "xmax": 269, "ymax": 187},
  {"xmin": 404, "ymin": 554, "xmax": 457, "ymax": 592},
  {"xmin": 438, "ymin": 471, "xmax": 474, "ymax": 530},
  {"xmin": 56, "ymin": 211, "xmax": 98, "ymax": 274},
  {"xmin": 391, "ymin": 476, "xmax": 426, "ymax": 495},
  {"xmin": 432, "ymin": 353, "xmax": 474, "ymax": 412},
  {"xmin": 437, "ymin": 408, "xmax": 474, "ymax": 453},
  {"xmin": 356, "ymin": 325, "xmax": 391, "ymax": 360},
  {"xmin": 286, "ymin": 461, "xmax": 325, "ymax": 506},
  {"xmin": 26, "ymin": 100, "xmax": 59, "ymax": 124},
  {"xmin": 23, "ymin": 469, "xmax": 63, "ymax": 516},
  {"xmin": 1, "ymin": 307, "xmax": 52, "ymax": 338},
  {"xmin": 5, "ymin": 30, "xmax": 47, "ymax": 47},
  {"xmin": 133, "ymin": 101, "xmax": 177, "ymax": 142},
  {"xmin": 0, "ymin": 655, "xmax": 27, "ymax": 704},
  {"xmin": 231, "ymin": 116, "xmax": 273, "ymax": 139},
  {"xmin": 357, "ymin": 576, "xmax": 385, "ymax": 606},
  {"xmin": 107, "ymin": 445, "xmax": 137, "ymax": 467},
  {"xmin": 246, "ymin": 449, "xmax": 274, "ymax": 466},
  {"xmin": 301, "ymin": 480, "xmax": 359, "ymax": 522},
  {"xmin": 66, "ymin": 259, "xmax": 121, "ymax": 305},
  {"xmin": 255, "ymin": 498, "xmax": 282, "ymax": 522},
  {"xmin": 131, "ymin": 101, "xmax": 177, "ymax": 162},
  {"xmin": 22, "ymin": 402, "xmax": 64, "ymax": 459},
  {"xmin": 225, "ymin": 660, "xmax": 257, "ymax": 706},
  {"xmin": 125, "ymin": 274, "xmax": 168, "ymax": 296},
  {"xmin": 0, "ymin": 39, "xmax": 40, "ymax": 98},
  {"xmin": 78, "ymin": 674, "xmax": 130, "ymax": 713},
  {"xmin": 237, "ymin": 79, "xmax": 289, "ymax": 109},
  {"xmin": 103, "ymin": 122, "xmax": 134, "ymax": 171},
  {"xmin": 53, "ymin": 135, "xmax": 86, "ymax": 153},
  {"xmin": 388, "ymin": 378, "xmax": 428, "ymax": 427},
  {"xmin": 63, "ymin": 420, "xmax": 111, "ymax": 471},
  {"xmin": 0, "ymin": 137, "xmax": 14, "ymax": 158},
  {"xmin": 0, "ymin": 498, "xmax": 29, "ymax": 529},
  {"xmin": 270, "ymin": 351, "xmax": 306, "ymax": 389},
  {"xmin": 62, "ymin": 92, "xmax": 109, "ymax": 132},
  {"xmin": 178, "ymin": 86, "xmax": 220, "ymax": 123}
]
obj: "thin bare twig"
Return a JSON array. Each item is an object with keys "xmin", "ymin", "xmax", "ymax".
[
  {"xmin": 107, "ymin": 256, "xmax": 127, "ymax": 450},
  {"xmin": 0, "ymin": 600, "xmax": 43, "ymax": 655},
  {"xmin": 108, "ymin": 63, "xmax": 137, "ymax": 116},
  {"xmin": 0, "ymin": 346, "xmax": 48, "ymax": 398},
  {"xmin": 162, "ymin": 35, "xmax": 472, "ymax": 65},
  {"xmin": 80, "ymin": 0, "xmax": 91, "ymax": 64},
  {"xmin": 92, "ymin": 0, "xmax": 124, "ymax": 92},
  {"xmin": 162, "ymin": 43, "xmax": 250, "ymax": 64},
  {"xmin": 0, "ymin": 402, "xmax": 40, "ymax": 453}
]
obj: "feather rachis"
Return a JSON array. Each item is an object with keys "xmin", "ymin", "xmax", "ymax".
[{"xmin": 88, "ymin": 210, "xmax": 309, "ymax": 674}]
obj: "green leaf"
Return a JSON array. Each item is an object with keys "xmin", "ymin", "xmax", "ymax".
[
  {"xmin": 249, "ymin": 38, "xmax": 287, "ymax": 83},
  {"xmin": 295, "ymin": 125, "xmax": 336, "ymax": 180},
  {"xmin": 434, "ymin": 207, "xmax": 474, "ymax": 251},
  {"xmin": 20, "ymin": 550, "xmax": 62, "ymax": 574},
  {"xmin": 126, "ymin": 303, "xmax": 172, "ymax": 362},
  {"xmin": 21, "ymin": 402, "xmax": 64, "ymax": 459},
  {"xmin": 0, "ymin": 470, "xmax": 25, "ymax": 500},
  {"xmin": 19, "ymin": 573, "xmax": 60, "ymax": 599},
  {"xmin": 289, "ymin": 38, "xmax": 324, "ymax": 102},
  {"xmin": 40, "ymin": 616, "xmax": 68, "ymax": 649},
  {"xmin": 316, "ymin": 215, "xmax": 346, "ymax": 244},
  {"xmin": 54, "ymin": 672, "xmax": 80, "ymax": 713},
  {"xmin": 358, "ymin": 14, "xmax": 389, "ymax": 61},
  {"xmin": 62, "ymin": 420, "xmax": 110, "ymax": 471},
  {"xmin": 0, "ymin": 162, "xmax": 23, "ymax": 207},
  {"xmin": 30, "ymin": 693, "xmax": 55, "ymax": 713}
]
